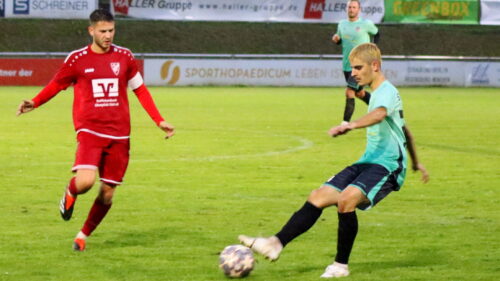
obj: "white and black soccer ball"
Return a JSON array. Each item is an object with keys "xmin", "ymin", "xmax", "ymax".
[{"xmin": 219, "ymin": 245, "xmax": 255, "ymax": 278}]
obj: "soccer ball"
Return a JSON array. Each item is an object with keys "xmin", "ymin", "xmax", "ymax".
[{"xmin": 219, "ymin": 245, "xmax": 255, "ymax": 278}]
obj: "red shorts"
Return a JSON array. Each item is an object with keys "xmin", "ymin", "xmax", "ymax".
[{"xmin": 73, "ymin": 131, "xmax": 130, "ymax": 185}]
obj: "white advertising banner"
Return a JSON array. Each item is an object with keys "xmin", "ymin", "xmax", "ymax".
[
  {"xmin": 4, "ymin": 0, "xmax": 97, "ymax": 19},
  {"xmin": 145, "ymin": 58, "xmax": 346, "ymax": 86},
  {"xmin": 111, "ymin": 0, "xmax": 384, "ymax": 23},
  {"xmin": 480, "ymin": 0, "xmax": 500, "ymax": 25},
  {"xmin": 144, "ymin": 58, "xmax": 500, "ymax": 87},
  {"xmin": 383, "ymin": 60, "xmax": 466, "ymax": 87},
  {"xmin": 464, "ymin": 61, "xmax": 500, "ymax": 87}
]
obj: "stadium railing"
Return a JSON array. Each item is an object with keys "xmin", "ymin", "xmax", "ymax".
[{"xmin": 1, "ymin": 52, "xmax": 500, "ymax": 61}]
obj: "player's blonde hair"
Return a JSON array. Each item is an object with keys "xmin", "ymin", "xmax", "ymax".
[{"xmin": 349, "ymin": 43, "xmax": 382, "ymax": 66}]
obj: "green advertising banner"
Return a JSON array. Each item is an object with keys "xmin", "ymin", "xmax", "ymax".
[{"xmin": 384, "ymin": 0, "xmax": 479, "ymax": 24}]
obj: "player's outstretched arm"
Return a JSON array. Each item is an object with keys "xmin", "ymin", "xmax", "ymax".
[
  {"xmin": 133, "ymin": 84, "xmax": 175, "ymax": 139},
  {"xmin": 16, "ymin": 100, "xmax": 35, "ymax": 116},
  {"xmin": 329, "ymin": 107, "xmax": 386, "ymax": 137},
  {"xmin": 403, "ymin": 125, "xmax": 429, "ymax": 183},
  {"xmin": 17, "ymin": 80, "xmax": 65, "ymax": 116},
  {"xmin": 332, "ymin": 34, "xmax": 341, "ymax": 44},
  {"xmin": 159, "ymin": 121, "xmax": 175, "ymax": 139}
]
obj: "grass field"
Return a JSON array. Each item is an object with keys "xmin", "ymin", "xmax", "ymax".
[{"xmin": 0, "ymin": 86, "xmax": 499, "ymax": 281}]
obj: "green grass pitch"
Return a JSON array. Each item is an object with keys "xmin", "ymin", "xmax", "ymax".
[{"xmin": 0, "ymin": 86, "xmax": 498, "ymax": 281}]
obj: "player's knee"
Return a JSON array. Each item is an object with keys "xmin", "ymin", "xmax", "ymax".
[
  {"xmin": 337, "ymin": 192, "xmax": 359, "ymax": 212},
  {"xmin": 355, "ymin": 89, "xmax": 365, "ymax": 98},
  {"xmin": 98, "ymin": 190, "xmax": 114, "ymax": 205},
  {"xmin": 345, "ymin": 88, "xmax": 355, "ymax": 98},
  {"xmin": 75, "ymin": 178, "xmax": 94, "ymax": 193},
  {"xmin": 100, "ymin": 196, "xmax": 113, "ymax": 205},
  {"xmin": 98, "ymin": 184, "xmax": 116, "ymax": 205},
  {"xmin": 75, "ymin": 169, "xmax": 96, "ymax": 192},
  {"xmin": 307, "ymin": 188, "xmax": 323, "ymax": 205},
  {"xmin": 307, "ymin": 185, "xmax": 336, "ymax": 208}
]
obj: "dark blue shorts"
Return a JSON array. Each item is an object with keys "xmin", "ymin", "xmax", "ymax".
[
  {"xmin": 343, "ymin": 71, "xmax": 363, "ymax": 92},
  {"xmin": 324, "ymin": 163, "xmax": 399, "ymax": 210}
]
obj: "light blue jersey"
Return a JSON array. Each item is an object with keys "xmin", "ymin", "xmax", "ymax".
[
  {"xmin": 355, "ymin": 80, "xmax": 407, "ymax": 188},
  {"xmin": 336, "ymin": 18, "xmax": 378, "ymax": 71}
]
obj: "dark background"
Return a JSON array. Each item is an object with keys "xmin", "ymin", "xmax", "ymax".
[{"xmin": 1, "ymin": 18, "xmax": 499, "ymax": 56}]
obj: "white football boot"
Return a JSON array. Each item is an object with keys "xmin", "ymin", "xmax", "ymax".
[
  {"xmin": 238, "ymin": 235, "xmax": 283, "ymax": 261},
  {"xmin": 320, "ymin": 262, "xmax": 350, "ymax": 278}
]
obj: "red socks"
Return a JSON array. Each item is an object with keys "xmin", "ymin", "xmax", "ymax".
[
  {"xmin": 67, "ymin": 177, "xmax": 112, "ymax": 237},
  {"xmin": 67, "ymin": 177, "xmax": 78, "ymax": 196},
  {"xmin": 81, "ymin": 199, "xmax": 112, "ymax": 236}
]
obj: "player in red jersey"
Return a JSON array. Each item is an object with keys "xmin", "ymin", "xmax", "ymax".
[{"xmin": 16, "ymin": 9, "xmax": 175, "ymax": 251}]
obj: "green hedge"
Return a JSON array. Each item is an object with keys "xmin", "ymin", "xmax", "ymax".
[{"xmin": 1, "ymin": 19, "xmax": 499, "ymax": 56}]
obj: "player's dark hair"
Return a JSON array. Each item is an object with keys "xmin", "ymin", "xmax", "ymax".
[{"xmin": 89, "ymin": 9, "xmax": 114, "ymax": 24}]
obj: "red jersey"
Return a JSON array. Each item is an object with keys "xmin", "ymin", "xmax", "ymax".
[{"xmin": 33, "ymin": 44, "xmax": 162, "ymax": 139}]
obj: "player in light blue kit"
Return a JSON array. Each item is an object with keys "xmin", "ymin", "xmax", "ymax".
[
  {"xmin": 332, "ymin": 0, "xmax": 379, "ymax": 125},
  {"xmin": 239, "ymin": 43, "xmax": 429, "ymax": 278}
]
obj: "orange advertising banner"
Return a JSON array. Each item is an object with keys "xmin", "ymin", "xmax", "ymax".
[{"xmin": 0, "ymin": 58, "xmax": 145, "ymax": 86}]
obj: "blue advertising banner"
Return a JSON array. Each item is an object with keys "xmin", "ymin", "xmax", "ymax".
[
  {"xmin": 0, "ymin": 0, "xmax": 4, "ymax": 17},
  {"xmin": 5, "ymin": 0, "xmax": 97, "ymax": 18},
  {"xmin": 13, "ymin": 0, "xmax": 30, "ymax": 15}
]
